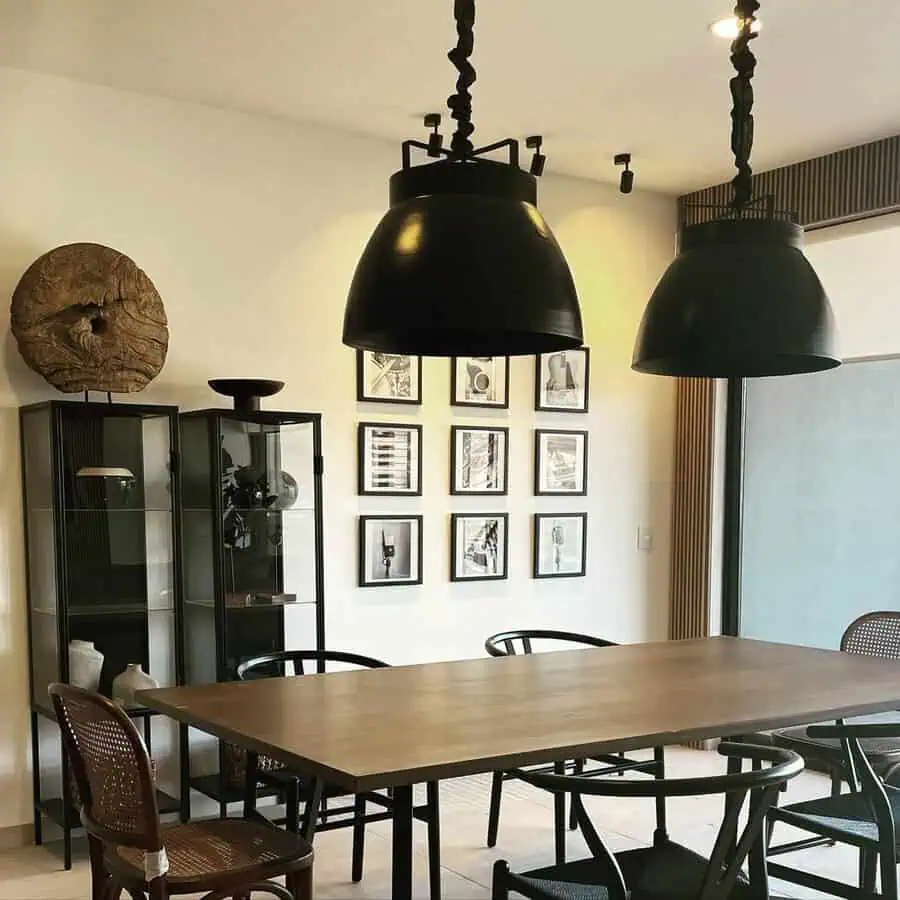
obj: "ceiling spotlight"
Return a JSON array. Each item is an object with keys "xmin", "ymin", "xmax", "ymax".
[
  {"xmin": 709, "ymin": 16, "xmax": 761, "ymax": 39},
  {"xmin": 614, "ymin": 153, "xmax": 634, "ymax": 194},
  {"xmin": 526, "ymin": 135, "xmax": 546, "ymax": 177},
  {"xmin": 424, "ymin": 113, "xmax": 443, "ymax": 157}
]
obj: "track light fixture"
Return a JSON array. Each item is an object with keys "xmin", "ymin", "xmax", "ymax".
[
  {"xmin": 526, "ymin": 136, "xmax": 546, "ymax": 177},
  {"xmin": 342, "ymin": 0, "xmax": 583, "ymax": 357},
  {"xmin": 424, "ymin": 113, "xmax": 443, "ymax": 157},
  {"xmin": 614, "ymin": 153, "xmax": 634, "ymax": 194},
  {"xmin": 631, "ymin": 0, "xmax": 840, "ymax": 377}
]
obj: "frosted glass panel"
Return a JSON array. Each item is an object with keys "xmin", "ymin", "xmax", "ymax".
[{"xmin": 740, "ymin": 357, "xmax": 900, "ymax": 649}]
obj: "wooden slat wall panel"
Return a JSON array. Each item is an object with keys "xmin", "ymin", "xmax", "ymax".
[
  {"xmin": 679, "ymin": 134, "xmax": 900, "ymax": 229},
  {"xmin": 669, "ymin": 378, "xmax": 716, "ymax": 641}
]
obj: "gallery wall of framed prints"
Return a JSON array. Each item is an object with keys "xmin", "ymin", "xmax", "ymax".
[{"xmin": 352, "ymin": 347, "xmax": 591, "ymax": 587}]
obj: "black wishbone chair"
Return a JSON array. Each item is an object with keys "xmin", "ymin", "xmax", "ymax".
[
  {"xmin": 485, "ymin": 630, "xmax": 667, "ymax": 861},
  {"xmin": 234, "ymin": 649, "xmax": 442, "ymax": 900},
  {"xmin": 767, "ymin": 720, "xmax": 900, "ymax": 900},
  {"xmin": 493, "ymin": 742, "xmax": 803, "ymax": 900}
]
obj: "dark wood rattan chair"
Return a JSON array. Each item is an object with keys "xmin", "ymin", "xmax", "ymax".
[
  {"xmin": 493, "ymin": 742, "xmax": 803, "ymax": 900},
  {"xmin": 767, "ymin": 721, "xmax": 900, "ymax": 900},
  {"xmin": 485, "ymin": 630, "xmax": 667, "ymax": 861},
  {"xmin": 49, "ymin": 683, "xmax": 313, "ymax": 900},
  {"xmin": 768, "ymin": 611, "xmax": 900, "ymax": 793},
  {"xmin": 235, "ymin": 650, "xmax": 441, "ymax": 900}
]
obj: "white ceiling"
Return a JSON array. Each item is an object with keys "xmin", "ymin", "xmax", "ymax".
[{"xmin": 0, "ymin": 0, "xmax": 896, "ymax": 194}]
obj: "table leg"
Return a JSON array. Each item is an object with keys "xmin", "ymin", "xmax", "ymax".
[
  {"xmin": 392, "ymin": 784, "xmax": 414, "ymax": 900},
  {"xmin": 553, "ymin": 761, "xmax": 566, "ymax": 865}
]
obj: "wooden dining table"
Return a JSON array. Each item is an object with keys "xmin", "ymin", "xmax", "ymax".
[{"xmin": 141, "ymin": 636, "xmax": 900, "ymax": 900}]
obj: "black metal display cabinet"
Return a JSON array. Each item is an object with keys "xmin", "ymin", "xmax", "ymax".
[
  {"xmin": 20, "ymin": 399, "xmax": 186, "ymax": 869},
  {"xmin": 179, "ymin": 394, "xmax": 325, "ymax": 815}
]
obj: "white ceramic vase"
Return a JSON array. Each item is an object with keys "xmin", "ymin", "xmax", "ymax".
[
  {"xmin": 112, "ymin": 663, "xmax": 159, "ymax": 708},
  {"xmin": 68, "ymin": 640, "xmax": 104, "ymax": 691}
]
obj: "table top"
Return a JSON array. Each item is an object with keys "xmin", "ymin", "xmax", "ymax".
[{"xmin": 140, "ymin": 637, "xmax": 900, "ymax": 791}]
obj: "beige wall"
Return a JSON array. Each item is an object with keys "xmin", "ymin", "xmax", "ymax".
[{"xmin": 0, "ymin": 66, "xmax": 676, "ymax": 828}]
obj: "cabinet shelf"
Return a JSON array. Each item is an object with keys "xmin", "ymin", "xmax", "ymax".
[{"xmin": 190, "ymin": 774, "xmax": 280, "ymax": 806}]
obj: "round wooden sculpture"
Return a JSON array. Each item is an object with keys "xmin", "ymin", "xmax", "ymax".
[{"xmin": 10, "ymin": 243, "xmax": 168, "ymax": 393}]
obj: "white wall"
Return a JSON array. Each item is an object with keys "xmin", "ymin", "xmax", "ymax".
[
  {"xmin": 0, "ymin": 66, "xmax": 676, "ymax": 829},
  {"xmin": 805, "ymin": 213, "xmax": 900, "ymax": 359}
]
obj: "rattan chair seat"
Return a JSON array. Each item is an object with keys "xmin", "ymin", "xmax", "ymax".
[
  {"xmin": 771, "ymin": 785, "xmax": 900, "ymax": 847},
  {"xmin": 771, "ymin": 711, "xmax": 900, "ymax": 778},
  {"xmin": 107, "ymin": 819, "xmax": 313, "ymax": 893},
  {"xmin": 505, "ymin": 843, "xmax": 790, "ymax": 900}
]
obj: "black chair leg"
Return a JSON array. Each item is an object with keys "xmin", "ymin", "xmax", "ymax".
[
  {"xmin": 878, "ymin": 829, "xmax": 899, "ymax": 900},
  {"xmin": 487, "ymin": 771, "xmax": 503, "ymax": 848},
  {"xmin": 426, "ymin": 781, "xmax": 442, "ymax": 900},
  {"xmin": 492, "ymin": 860, "xmax": 510, "ymax": 900},
  {"xmin": 351, "ymin": 794, "xmax": 366, "ymax": 883},
  {"xmin": 569, "ymin": 760, "xmax": 584, "ymax": 830},
  {"xmin": 860, "ymin": 848, "xmax": 877, "ymax": 897},
  {"xmin": 653, "ymin": 746, "xmax": 668, "ymax": 845},
  {"xmin": 286, "ymin": 781, "xmax": 300, "ymax": 833}
]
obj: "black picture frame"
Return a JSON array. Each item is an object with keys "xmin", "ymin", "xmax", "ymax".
[
  {"xmin": 358, "ymin": 422, "xmax": 423, "ymax": 496},
  {"xmin": 533, "ymin": 513, "xmax": 588, "ymax": 578},
  {"xmin": 450, "ymin": 426, "xmax": 509, "ymax": 496},
  {"xmin": 358, "ymin": 515, "xmax": 424, "ymax": 587},
  {"xmin": 535, "ymin": 347, "xmax": 591, "ymax": 413},
  {"xmin": 356, "ymin": 350, "xmax": 422, "ymax": 405},
  {"xmin": 534, "ymin": 428, "xmax": 589, "ymax": 496},
  {"xmin": 450, "ymin": 513, "xmax": 509, "ymax": 582},
  {"xmin": 450, "ymin": 356, "xmax": 510, "ymax": 409}
]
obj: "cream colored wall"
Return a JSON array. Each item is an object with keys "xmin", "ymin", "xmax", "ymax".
[{"xmin": 0, "ymin": 66, "xmax": 675, "ymax": 828}]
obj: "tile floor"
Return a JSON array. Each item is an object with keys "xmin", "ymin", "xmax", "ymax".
[{"xmin": 0, "ymin": 747, "xmax": 868, "ymax": 899}]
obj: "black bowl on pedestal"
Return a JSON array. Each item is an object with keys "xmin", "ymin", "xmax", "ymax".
[{"xmin": 208, "ymin": 379, "xmax": 285, "ymax": 412}]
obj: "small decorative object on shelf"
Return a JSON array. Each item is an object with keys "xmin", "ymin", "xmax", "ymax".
[
  {"xmin": 358, "ymin": 516, "xmax": 423, "ymax": 587},
  {"xmin": 451, "ymin": 356, "xmax": 509, "ymax": 408},
  {"xmin": 208, "ymin": 378, "xmax": 285, "ymax": 412},
  {"xmin": 75, "ymin": 466, "xmax": 137, "ymax": 506},
  {"xmin": 11, "ymin": 243, "xmax": 168, "ymax": 393},
  {"xmin": 535, "ymin": 348, "xmax": 590, "ymax": 413},
  {"xmin": 358, "ymin": 422, "xmax": 422, "ymax": 496},
  {"xmin": 112, "ymin": 663, "xmax": 160, "ymax": 708},
  {"xmin": 534, "ymin": 428, "xmax": 589, "ymax": 496},
  {"xmin": 533, "ymin": 513, "xmax": 588, "ymax": 579},
  {"xmin": 450, "ymin": 513, "xmax": 509, "ymax": 582},
  {"xmin": 67, "ymin": 640, "xmax": 104, "ymax": 691},
  {"xmin": 356, "ymin": 351, "xmax": 422, "ymax": 405},
  {"xmin": 450, "ymin": 426, "xmax": 508, "ymax": 495}
]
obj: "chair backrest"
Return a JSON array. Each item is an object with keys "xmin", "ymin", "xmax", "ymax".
[
  {"xmin": 841, "ymin": 611, "xmax": 900, "ymax": 658},
  {"xmin": 49, "ymin": 683, "xmax": 162, "ymax": 852},
  {"xmin": 485, "ymin": 629, "xmax": 615, "ymax": 657},
  {"xmin": 512, "ymin": 742, "xmax": 803, "ymax": 900},
  {"xmin": 236, "ymin": 648, "xmax": 389, "ymax": 680}
]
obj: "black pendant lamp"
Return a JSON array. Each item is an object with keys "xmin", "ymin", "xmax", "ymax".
[
  {"xmin": 342, "ymin": 0, "xmax": 583, "ymax": 357},
  {"xmin": 632, "ymin": 1, "xmax": 840, "ymax": 377}
]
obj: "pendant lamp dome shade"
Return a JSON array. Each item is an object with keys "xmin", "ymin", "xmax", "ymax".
[
  {"xmin": 632, "ymin": 218, "xmax": 840, "ymax": 377},
  {"xmin": 632, "ymin": 0, "xmax": 840, "ymax": 378},
  {"xmin": 343, "ymin": 160, "xmax": 582, "ymax": 357},
  {"xmin": 341, "ymin": 0, "xmax": 583, "ymax": 358}
]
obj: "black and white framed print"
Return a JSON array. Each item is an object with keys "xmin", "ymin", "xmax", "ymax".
[
  {"xmin": 358, "ymin": 423, "xmax": 422, "ymax": 496},
  {"xmin": 450, "ymin": 513, "xmax": 509, "ymax": 582},
  {"xmin": 356, "ymin": 351, "xmax": 422, "ymax": 404},
  {"xmin": 534, "ymin": 429, "xmax": 588, "ymax": 496},
  {"xmin": 450, "ymin": 426, "xmax": 508, "ymax": 495},
  {"xmin": 450, "ymin": 356, "xmax": 509, "ymax": 408},
  {"xmin": 535, "ymin": 348, "xmax": 590, "ymax": 412},
  {"xmin": 358, "ymin": 515, "xmax": 423, "ymax": 587},
  {"xmin": 533, "ymin": 513, "xmax": 587, "ymax": 578}
]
